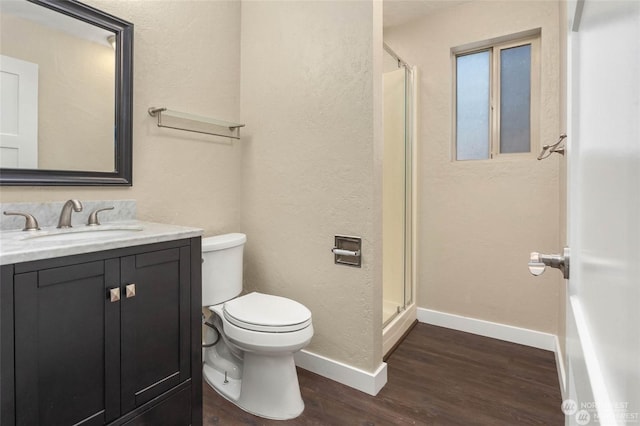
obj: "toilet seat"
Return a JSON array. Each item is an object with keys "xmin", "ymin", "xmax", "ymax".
[{"xmin": 222, "ymin": 292, "xmax": 312, "ymax": 333}]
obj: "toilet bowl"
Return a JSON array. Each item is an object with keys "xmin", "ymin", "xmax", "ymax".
[{"xmin": 201, "ymin": 234, "xmax": 313, "ymax": 420}]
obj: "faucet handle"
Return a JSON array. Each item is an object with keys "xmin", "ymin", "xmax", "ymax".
[
  {"xmin": 3, "ymin": 211, "xmax": 41, "ymax": 231},
  {"xmin": 87, "ymin": 206, "xmax": 114, "ymax": 226}
]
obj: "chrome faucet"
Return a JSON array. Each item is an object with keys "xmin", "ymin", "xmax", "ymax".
[{"xmin": 57, "ymin": 199, "xmax": 83, "ymax": 228}]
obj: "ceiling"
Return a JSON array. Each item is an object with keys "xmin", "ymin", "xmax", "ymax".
[
  {"xmin": 1, "ymin": 0, "xmax": 113, "ymax": 46},
  {"xmin": 383, "ymin": 0, "xmax": 471, "ymax": 29}
]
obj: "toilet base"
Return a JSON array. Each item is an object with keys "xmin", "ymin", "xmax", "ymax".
[
  {"xmin": 203, "ymin": 363, "xmax": 241, "ymax": 402},
  {"xmin": 203, "ymin": 352, "xmax": 304, "ymax": 420}
]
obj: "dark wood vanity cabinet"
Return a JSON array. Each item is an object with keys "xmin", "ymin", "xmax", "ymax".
[{"xmin": 0, "ymin": 238, "xmax": 202, "ymax": 426}]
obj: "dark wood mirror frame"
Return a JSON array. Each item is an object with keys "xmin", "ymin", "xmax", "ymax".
[{"xmin": 0, "ymin": 0, "xmax": 133, "ymax": 186}]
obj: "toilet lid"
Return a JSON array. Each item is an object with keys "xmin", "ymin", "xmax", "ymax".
[{"xmin": 223, "ymin": 292, "xmax": 312, "ymax": 333}]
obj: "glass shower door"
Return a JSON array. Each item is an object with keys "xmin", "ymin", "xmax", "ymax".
[{"xmin": 382, "ymin": 61, "xmax": 413, "ymax": 327}]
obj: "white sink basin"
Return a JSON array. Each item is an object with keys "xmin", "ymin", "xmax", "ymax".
[{"xmin": 24, "ymin": 226, "xmax": 143, "ymax": 242}]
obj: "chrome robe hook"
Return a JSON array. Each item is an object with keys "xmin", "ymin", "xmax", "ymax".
[{"xmin": 537, "ymin": 134, "xmax": 567, "ymax": 160}]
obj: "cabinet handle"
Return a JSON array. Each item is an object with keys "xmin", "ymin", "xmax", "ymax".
[
  {"xmin": 125, "ymin": 283, "xmax": 136, "ymax": 298},
  {"xmin": 108, "ymin": 287, "xmax": 120, "ymax": 302}
]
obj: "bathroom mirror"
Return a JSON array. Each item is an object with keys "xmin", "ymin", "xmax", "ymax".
[{"xmin": 0, "ymin": 0, "xmax": 133, "ymax": 186}]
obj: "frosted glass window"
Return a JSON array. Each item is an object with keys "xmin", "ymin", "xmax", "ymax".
[
  {"xmin": 500, "ymin": 44, "xmax": 531, "ymax": 153},
  {"xmin": 452, "ymin": 33, "xmax": 539, "ymax": 161},
  {"xmin": 456, "ymin": 51, "xmax": 490, "ymax": 160}
]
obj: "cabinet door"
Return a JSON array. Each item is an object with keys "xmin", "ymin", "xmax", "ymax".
[
  {"xmin": 14, "ymin": 259, "xmax": 121, "ymax": 426},
  {"xmin": 120, "ymin": 246, "xmax": 191, "ymax": 414}
]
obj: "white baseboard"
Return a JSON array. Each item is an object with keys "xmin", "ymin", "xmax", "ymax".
[
  {"xmin": 555, "ymin": 335, "xmax": 567, "ymax": 400},
  {"xmin": 294, "ymin": 349, "xmax": 387, "ymax": 396},
  {"xmin": 295, "ymin": 309, "xmax": 562, "ymax": 398},
  {"xmin": 416, "ymin": 307, "xmax": 556, "ymax": 351}
]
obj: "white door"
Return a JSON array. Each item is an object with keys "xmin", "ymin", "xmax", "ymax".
[
  {"xmin": 565, "ymin": 1, "xmax": 640, "ymax": 425},
  {"xmin": 0, "ymin": 55, "xmax": 38, "ymax": 168}
]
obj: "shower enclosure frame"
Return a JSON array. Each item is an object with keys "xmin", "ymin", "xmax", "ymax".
[{"xmin": 382, "ymin": 44, "xmax": 417, "ymax": 357}]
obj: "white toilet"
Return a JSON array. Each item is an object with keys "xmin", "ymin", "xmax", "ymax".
[{"xmin": 201, "ymin": 233, "xmax": 313, "ymax": 420}]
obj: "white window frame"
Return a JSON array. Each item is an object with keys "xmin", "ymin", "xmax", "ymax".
[{"xmin": 452, "ymin": 30, "xmax": 541, "ymax": 161}]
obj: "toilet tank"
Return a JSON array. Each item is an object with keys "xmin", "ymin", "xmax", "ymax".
[{"xmin": 202, "ymin": 233, "xmax": 247, "ymax": 306}]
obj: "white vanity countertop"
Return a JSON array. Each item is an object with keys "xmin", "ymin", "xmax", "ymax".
[{"xmin": 0, "ymin": 220, "xmax": 203, "ymax": 265}]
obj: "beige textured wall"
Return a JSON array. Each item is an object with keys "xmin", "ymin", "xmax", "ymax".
[
  {"xmin": 0, "ymin": 0, "xmax": 242, "ymax": 236},
  {"xmin": 240, "ymin": 1, "xmax": 383, "ymax": 372},
  {"xmin": 1, "ymin": 14, "xmax": 114, "ymax": 172},
  {"xmin": 385, "ymin": 1, "xmax": 562, "ymax": 334},
  {"xmin": 1, "ymin": 0, "xmax": 385, "ymax": 375}
]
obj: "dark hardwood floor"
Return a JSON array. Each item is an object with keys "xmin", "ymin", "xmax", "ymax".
[{"xmin": 203, "ymin": 323, "xmax": 563, "ymax": 425}]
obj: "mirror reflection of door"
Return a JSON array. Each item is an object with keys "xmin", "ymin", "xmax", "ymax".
[
  {"xmin": 0, "ymin": 55, "xmax": 38, "ymax": 168},
  {"xmin": 0, "ymin": 0, "xmax": 115, "ymax": 172}
]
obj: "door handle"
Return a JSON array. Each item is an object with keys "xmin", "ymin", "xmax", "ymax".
[{"xmin": 528, "ymin": 247, "xmax": 570, "ymax": 279}]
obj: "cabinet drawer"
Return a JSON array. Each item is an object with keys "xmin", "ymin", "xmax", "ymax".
[{"xmin": 121, "ymin": 386, "xmax": 191, "ymax": 426}]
